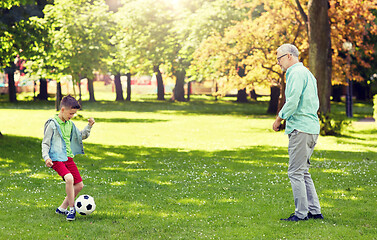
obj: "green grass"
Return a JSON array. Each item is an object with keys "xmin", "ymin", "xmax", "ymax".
[{"xmin": 0, "ymin": 95, "xmax": 376, "ymax": 239}]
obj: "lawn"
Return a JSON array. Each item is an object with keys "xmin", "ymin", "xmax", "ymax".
[{"xmin": 0, "ymin": 95, "xmax": 376, "ymax": 239}]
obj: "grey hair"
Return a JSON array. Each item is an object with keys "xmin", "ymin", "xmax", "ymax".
[{"xmin": 277, "ymin": 44, "xmax": 299, "ymax": 57}]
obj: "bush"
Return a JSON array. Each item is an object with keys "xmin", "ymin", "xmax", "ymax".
[{"xmin": 319, "ymin": 113, "xmax": 350, "ymax": 136}]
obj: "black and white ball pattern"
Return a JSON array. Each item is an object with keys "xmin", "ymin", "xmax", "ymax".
[{"xmin": 75, "ymin": 195, "xmax": 96, "ymax": 215}]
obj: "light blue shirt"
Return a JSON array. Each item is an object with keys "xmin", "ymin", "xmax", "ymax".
[{"xmin": 278, "ymin": 62, "xmax": 320, "ymax": 135}]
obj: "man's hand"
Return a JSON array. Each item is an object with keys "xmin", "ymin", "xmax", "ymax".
[
  {"xmin": 273, "ymin": 116, "xmax": 283, "ymax": 132},
  {"xmin": 45, "ymin": 158, "xmax": 53, "ymax": 168},
  {"xmin": 88, "ymin": 118, "xmax": 95, "ymax": 127}
]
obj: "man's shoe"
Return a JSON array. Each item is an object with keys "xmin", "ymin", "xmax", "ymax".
[
  {"xmin": 308, "ymin": 212, "xmax": 324, "ymax": 219},
  {"xmin": 281, "ymin": 213, "xmax": 308, "ymax": 221},
  {"xmin": 55, "ymin": 208, "xmax": 69, "ymax": 215},
  {"xmin": 66, "ymin": 209, "xmax": 76, "ymax": 221}
]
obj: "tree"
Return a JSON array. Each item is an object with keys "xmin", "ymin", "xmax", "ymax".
[
  {"xmin": 293, "ymin": 0, "xmax": 377, "ymax": 113},
  {"xmin": 43, "ymin": 0, "xmax": 112, "ymax": 103},
  {"xmin": 192, "ymin": 0, "xmax": 303, "ymax": 108},
  {"xmin": 104, "ymin": 0, "xmax": 132, "ymax": 102},
  {"xmin": 105, "ymin": 2, "xmax": 139, "ymax": 102},
  {"xmin": 117, "ymin": 0, "xmax": 175, "ymax": 101},
  {"xmin": 0, "ymin": 0, "xmax": 48, "ymax": 135},
  {"xmin": 192, "ymin": 0, "xmax": 377, "ymax": 114},
  {"xmin": 354, "ymin": 9, "xmax": 377, "ymax": 100},
  {"xmin": 24, "ymin": 13, "xmax": 71, "ymax": 109},
  {"xmin": 297, "ymin": 0, "xmax": 332, "ymax": 113},
  {"xmin": 0, "ymin": 0, "xmax": 34, "ymax": 8},
  {"xmin": 0, "ymin": 0, "xmax": 52, "ymax": 102},
  {"xmin": 174, "ymin": 0, "xmax": 247, "ymax": 101}
]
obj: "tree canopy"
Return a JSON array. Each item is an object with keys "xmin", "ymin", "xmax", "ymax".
[
  {"xmin": 1, "ymin": 0, "xmax": 377, "ymax": 111},
  {"xmin": 191, "ymin": 0, "xmax": 377, "ymax": 112}
]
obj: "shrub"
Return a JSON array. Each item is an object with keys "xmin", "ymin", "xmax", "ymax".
[{"xmin": 319, "ymin": 113, "xmax": 350, "ymax": 136}]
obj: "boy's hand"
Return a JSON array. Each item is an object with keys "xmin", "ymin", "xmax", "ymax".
[
  {"xmin": 45, "ymin": 159, "xmax": 53, "ymax": 168},
  {"xmin": 88, "ymin": 118, "xmax": 95, "ymax": 127}
]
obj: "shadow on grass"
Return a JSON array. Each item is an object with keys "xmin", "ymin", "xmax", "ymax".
[
  {"xmin": 349, "ymin": 128, "xmax": 377, "ymax": 135},
  {"xmin": 335, "ymin": 138, "xmax": 377, "ymax": 148},
  {"xmin": 75, "ymin": 115, "xmax": 170, "ymax": 123},
  {"xmin": 0, "ymin": 99, "xmax": 271, "ymax": 117},
  {"xmin": 330, "ymin": 127, "xmax": 377, "ymax": 143},
  {"xmin": 1, "ymin": 134, "xmax": 377, "ymax": 238}
]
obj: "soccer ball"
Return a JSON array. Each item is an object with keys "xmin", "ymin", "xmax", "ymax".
[{"xmin": 75, "ymin": 195, "xmax": 96, "ymax": 215}]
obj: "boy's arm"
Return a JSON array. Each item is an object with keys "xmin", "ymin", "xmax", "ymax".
[
  {"xmin": 45, "ymin": 158, "xmax": 53, "ymax": 167},
  {"xmin": 81, "ymin": 118, "xmax": 95, "ymax": 140},
  {"xmin": 42, "ymin": 121, "xmax": 53, "ymax": 166}
]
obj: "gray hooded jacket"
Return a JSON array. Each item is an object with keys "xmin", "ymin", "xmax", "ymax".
[{"xmin": 42, "ymin": 118, "xmax": 91, "ymax": 162}]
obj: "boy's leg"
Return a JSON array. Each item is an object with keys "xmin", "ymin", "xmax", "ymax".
[
  {"xmin": 59, "ymin": 181, "xmax": 84, "ymax": 209},
  {"xmin": 60, "ymin": 157, "xmax": 84, "ymax": 209},
  {"xmin": 52, "ymin": 161, "xmax": 71, "ymax": 215},
  {"xmin": 64, "ymin": 173, "xmax": 75, "ymax": 208},
  {"xmin": 51, "ymin": 159, "xmax": 83, "ymax": 220},
  {"xmin": 64, "ymin": 174, "xmax": 81, "ymax": 221}
]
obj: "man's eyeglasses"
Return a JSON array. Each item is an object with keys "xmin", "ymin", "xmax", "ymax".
[{"xmin": 277, "ymin": 53, "xmax": 289, "ymax": 63}]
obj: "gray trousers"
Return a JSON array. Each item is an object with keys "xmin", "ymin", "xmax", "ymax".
[{"xmin": 288, "ymin": 130, "xmax": 321, "ymax": 218}]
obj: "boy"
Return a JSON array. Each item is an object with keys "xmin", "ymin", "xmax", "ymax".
[{"xmin": 42, "ymin": 95, "xmax": 95, "ymax": 221}]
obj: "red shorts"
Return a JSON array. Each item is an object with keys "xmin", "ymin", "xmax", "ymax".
[{"xmin": 51, "ymin": 157, "xmax": 82, "ymax": 184}]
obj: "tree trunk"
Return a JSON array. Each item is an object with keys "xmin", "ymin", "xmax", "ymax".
[
  {"xmin": 126, "ymin": 72, "xmax": 131, "ymax": 101},
  {"xmin": 215, "ymin": 81, "xmax": 218, "ymax": 101},
  {"xmin": 33, "ymin": 81, "xmax": 37, "ymax": 100},
  {"xmin": 88, "ymin": 78, "xmax": 95, "ymax": 102},
  {"xmin": 236, "ymin": 65, "xmax": 248, "ymax": 103},
  {"xmin": 308, "ymin": 0, "xmax": 332, "ymax": 114},
  {"xmin": 236, "ymin": 88, "xmax": 248, "ymax": 102},
  {"xmin": 268, "ymin": 73, "xmax": 286, "ymax": 114},
  {"xmin": 267, "ymin": 86, "xmax": 280, "ymax": 114},
  {"xmin": 250, "ymin": 89, "xmax": 257, "ymax": 101},
  {"xmin": 331, "ymin": 84, "xmax": 342, "ymax": 102},
  {"xmin": 174, "ymin": 70, "xmax": 186, "ymax": 102},
  {"xmin": 78, "ymin": 80, "xmax": 82, "ymax": 107},
  {"xmin": 55, "ymin": 81, "xmax": 62, "ymax": 111},
  {"xmin": 114, "ymin": 72, "xmax": 124, "ymax": 101},
  {"xmin": 6, "ymin": 67, "xmax": 17, "ymax": 103},
  {"xmin": 39, "ymin": 78, "xmax": 48, "ymax": 100},
  {"xmin": 154, "ymin": 65, "xmax": 165, "ymax": 100},
  {"xmin": 278, "ymin": 73, "xmax": 286, "ymax": 112},
  {"xmin": 187, "ymin": 81, "xmax": 191, "ymax": 101}
]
